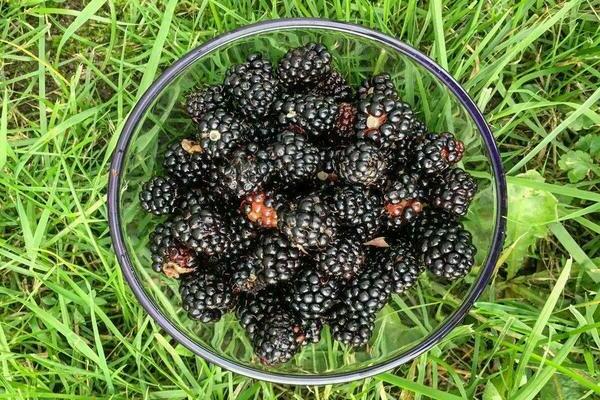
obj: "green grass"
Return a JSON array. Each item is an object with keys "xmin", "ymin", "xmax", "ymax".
[{"xmin": 1, "ymin": 0, "xmax": 599, "ymax": 398}]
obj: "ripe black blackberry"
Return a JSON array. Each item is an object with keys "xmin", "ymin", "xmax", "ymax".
[
  {"xmin": 383, "ymin": 170, "xmax": 426, "ymax": 227},
  {"xmin": 163, "ymin": 139, "xmax": 215, "ymax": 186},
  {"xmin": 355, "ymin": 94, "xmax": 415, "ymax": 149},
  {"xmin": 252, "ymin": 232, "xmax": 303, "ymax": 284},
  {"xmin": 240, "ymin": 191, "xmax": 283, "ymax": 229},
  {"xmin": 278, "ymin": 194, "xmax": 337, "ymax": 251},
  {"xmin": 231, "ymin": 256, "xmax": 267, "ymax": 294},
  {"xmin": 216, "ymin": 147, "xmax": 272, "ymax": 198},
  {"xmin": 224, "ymin": 211, "xmax": 259, "ymax": 262},
  {"xmin": 149, "ymin": 221, "xmax": 197, "ymax": 278},
  {"xmin": 343, "ymin": 265, "xmax": 392, "ymax": 317},
  {"xmin": 268, "ymin": 131, "xmax": 320, "ymax": 185},
  {"xmin": 252, "ymin": 309, "xmax": 306, "ymax": 365},
  {"xmin": 312, "ymin": 71, "xmax": 353, "ymax": 101},
  {"xmin": 330, "ymin": 185, "xmax": 382, "ymax": 238},
  {"xmin": 329, "ymin": 304, "xmax": 375, "ymax": 348},
  {"xmin": 274, "ymin": 94, "xmax": 339, "ymax": 137},
  {"xmin": 414, "ymin": 132, "xmax": 465, "ymax": 175},
  {"xmin": 408, "ymin": 207, "xmax": 457, "ymax": 239},
  {"xmin": 171, "ymin": 205, "xmax": 230, "ymax": 257},
  {"xmin": 246, "ymin": 118, "xmax": 280, "ymax": 144},
  {"xmin": 357, "ymin": 73, "xmax": 398, "ymax": 100},
  {"xmin": 335, "ymin": 141, "xmax": 388, "ymax": 186},
  {"xmin": 286, "ymin": 269, "xmax": 340, "ymax": 320},
  {"xmin": 195, "ymin": 108, "xmax": 247, "ymax": 160},
  {"xmin": 277, "ymin": 43, "xmax": 332, "ymax": 88},
  {"xmin": 224, "ymin": 54, "xmax": 279, "ymax": 119},
  {"xmin": 378, "ymin": 244, "xmax": 424, "ymax": 294},
  {"xmin": 185, "ymin": 85, "xmax": 228, "ymax": 124},
  {"xmin": 315, "ymin": 147, "xmax": 338, "ymax": 183},
  {"xmin": 417, "ymin": 219, "xmax": 476, "ymax": 281},
  {"xmin": 316, "ymin": 237, "xmax": 366, "ymax": 280},
  {"xmin": 179, "ymin": 269, "xmax": 236, "ymax": 322},
  {"xmin": 139, "ymin": 176, "xmax": 181, "ymax": 215},
  {"xmin": 177, "ymin": 187, "xmax": 219, "ymax": 213},
  {"xmin": 236, "ymin": 289, "xmax": 281, "ymax": 340},
  {"xmin": 428, "ymin": 168, "xmax": 477, "ymax": 217}
]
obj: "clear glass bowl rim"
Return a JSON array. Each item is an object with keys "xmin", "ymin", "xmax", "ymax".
[{"xmin": 107, "ymin": 18, "xmax": 508, "ymax": 385}]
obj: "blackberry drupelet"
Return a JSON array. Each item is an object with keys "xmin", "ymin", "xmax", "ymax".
[
  {"xmin": 268, "ymin": 131, "xmax": 320, "ymax": 185},
  {"xmin": 247, "ymin": 118, "xmax": 280, "ymax": 144},
  {"xmin": 149, "ymin": 221, "xmax": 197, "ymax": 278},
  {"xmin": 330, "ymin": 185, "xmax": 383, "ymax": 237},
  {"xmin": 216, "ymin": 147, "xmax": 272, "ymax": 198},
  {"xmin": 355, "ymin": 94, "xmax": 415, "ymax": 149},
  {"xmin": 329, "ymin": 304, "xmax": 375, "ymax": 348},
  {"xmin": 278, "ymin": 194, "xmax": 337, "ymax": 251},
  {"xmin": 378, "ymin": 244, "xmax": 424, "ymax": 293},
  {"xmin": 418, "ymin": 219, "xmax": 476, "ymax": 281},
  {"xmin": 171, "ymin": 205, "xmax": 230, "ymax": 256},
  {"xmin": 312, "ymin": 71, "xmax": 353, "ymax": 101},
  {"xmin": 139, "ymin": 176, "xmax": 181, "ymax": 215},
  {"xmin": 252, "ymin": 232, "xmax": 303, "ymax": 284},
  {"xmin": 179, "ymin": 269, "xmax": 236, "ymax": 322},
  {"xmin": 274, "ymin": 94, "xmax": 339, "ymax": 137},
  {"xmin": 277, "ymin": 43, "xmax": 332, "ymax": 88},
  {"xmin": 252, "ymin": 309, "xmax": 305, "ymax": 365},
  {"xmin": 163, "ymin": 139, "xmax": 215, "ymax": 186},
  {"xmin": 286, "ymin": 268, "xmax": 340, "ymax": 319},
  {"xmin": 316, "ymin": 237, "xmax": 366, "ymax": 280},
  {"xmin": 429, "ymin": 167, "xmax": 477, "ymax": 217},
  {"xmin": 357, "ymin": 73, "xmax": 398, "ymax": 100},
  {"xmin": 414, "ymin": 132, "xmax": 465, "ymax": 175},
  {"xmin": 343, "ymin": 265, "xmax": 392, "ymax": 317},
  {"xmin": 196, "ymin": 109, "xmax": 247, "ymax": 159},
  {"xmin": 412, "ymin": 119, "xmax": 427, "ymax": 136},
  {"xmin": 224, "ymin": 54, "xmax": 279, "ymax": 119},
  {"xmin": 300, "ymin": 318, "xmax": 323, "ymax": 344},
  {"xmin": 383, "ymin": 170, "xmax": 426, "ymax": 227},
  {"xmin": 335, "ymin": 141, "xmax": 388, "ymax": 186},
  {"xmin": 186, "ymin": 85, "xmax": 228, "ymax": 124},
  {"xmin": 240, "ymin": 191, "xmax": 283, "ymax": 229}
]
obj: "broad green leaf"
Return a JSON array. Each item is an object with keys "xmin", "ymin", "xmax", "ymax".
[
  {"xmin": 538, "ymin": 373, "xmax": 589, "ymax": 400},
  {"xmin": 483, "ymin": 381, "xmax": 504, "ymax": 400},
  {"xmin": 465, "ymin": 171, "xmax": 558, "ymax": 278},
  {"xmin": 558, "ymin": 150, "xmax": 597, "ymax": 183},
  {"xmin": 574, "ymin": 133, "xmax": 600, "ymax": 158}
]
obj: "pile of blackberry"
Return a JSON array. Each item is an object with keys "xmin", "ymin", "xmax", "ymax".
[{"xmin": 140, "ymin": 43, "xmax": 478, "ymax": 365}]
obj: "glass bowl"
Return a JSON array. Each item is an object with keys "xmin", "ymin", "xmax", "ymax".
[{"xmin": 107, "ymin": 18, "xmax": 507, "ymax": 385}]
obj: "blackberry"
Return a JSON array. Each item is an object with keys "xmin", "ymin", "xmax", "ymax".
[
  {"xmin": 287, "ymin": 269, "xmax": 340, "ymax": 319},
  {"xmin": 252, "ymin": 232, "xmax": 303, "ymax": 284},
  {"xmin": 139, "ymin": 176, "xmax": 181, "ymax": 215},
  {"xmin": 300, "ymin": 318, "xmax": 323, "ymax": 344},
  {"xmin": 252, "ymin": 309, "xmax": 305, "ymax": 365},
  {"xmin": 216, "ymin": 147, "xmax": 272, "ymax": 198},
  {"xmin": 177, "ymin": 188, "xmax": 218, "ymax": 212},
  {"xmin": 418, "ymin": 219, "xmax": 476, "ymax": 281},
  {"xmin": 163, "ymin": 139, "xmax": 215, "ymax": 186},
  {"xmin": 240, "ymin": 191, "xmax": 283, "ymax": 229},
  {"xmin": 378, "ymin": 244, "xmax": 424, "ymax": 294},
  {"xmin": 383, "ymin": 171, "xmax": 426, "ymax": 227},
  {"xmin": 329, "ymin": 305, "xmax": 375, "ymax": 348},
  {"xmin": 231, "ymin": 256, "xmax": 267, "ymax": 294},
  {"xmin": 316, "ymin": 237, "xmax": 366, "ymax": 280},
  {"xmin": 335, "ymin": 141, "xmax": 387, "ymax": 186},
  {"xmin": 412, "ymin": 119, "xmax": 427, "ymax": 136},
  {"xmin": 247, "ymin": 118, "xmax": 280, "ymax": 144},
  {"xmin": 171, "ymin": 206, "xmax": 230, "ymax": 256},
  {"xmin": 268, "ymin": 131, "xmax": 320, "ymax": 185},
  {"xmin": 355, "ymin": 94, "xmax": 415, "ymax": 149},
  {"xmin": 312, "ymin": 71, "xmax": 353, "ymax": 101},
  {"xmin": 224, "ymin": 212, "xmax": 259, "ymax": 261},
  {"xmin": 409, "ymin": 208, "xmax": 457, "ymax": 239},
  {"xmin": 357, "ymin": 73, "xmax": 398, "ymax": 100},
  {"xmin": 224, "ymin": 54, "xmax": 279, "ymax": 119},
  {"xmin": 428, "ymin": 168, "xmax": 477, "ymax": 217},
  {"xmin": 278, "ymin": 194, "xmax": 337, "ymax": 251},
  {"xmin": 274, "ymin": 94, "xmax": 339, "ymax": 137},
  {"xmin": 185, "ymin": 85, "xmax": 228, "ymax": 124},
  {"xmin": 315, "ymin": 147, "xmax": 338, "ymax": 183},
  {"xmin": 236, "ymin": 289, "xmax": 281, "ymax": 340},
  {"xmin": 179, "ymin": 269, "xmax": 236, "ymax": 322},
  {"xmin": 414, "ymin": 132, "xmax": 465, "ymax": 175},
  {"xmin": 149, "ymin": 221, "xmax": 197, "ymax": 278},
  {"xmin": 277, "ymin": 43, "xmax": 332, "ymax": 89},
  {"xmin": 343, "ymin": 266, "xmax": 392, "ymax": 317},
  {"xmin": 330, "ymin": 185, "xmax": 382, "ymax": 238},
  {"xmin": 196, "ymin": 109, "xmax": 247, "ymax": 159}
]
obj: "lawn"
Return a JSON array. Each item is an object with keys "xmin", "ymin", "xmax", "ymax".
[{"xmin": 1, "ymin": 0, "xmax": 599, "ymax": 399}]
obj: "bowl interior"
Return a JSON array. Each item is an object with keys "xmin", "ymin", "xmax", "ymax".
[{"xmin": 114, "ymin": 24, "xmax": 501, "ymax": 378}]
